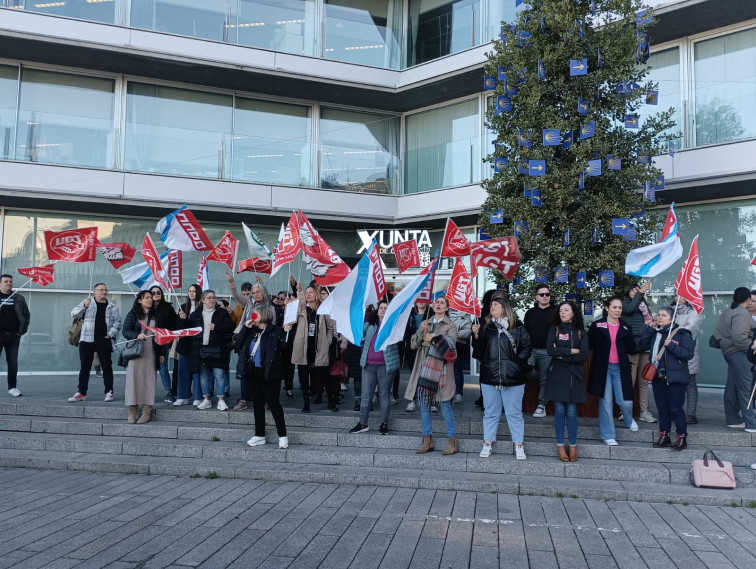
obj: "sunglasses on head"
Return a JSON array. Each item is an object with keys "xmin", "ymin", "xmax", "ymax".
[{"xmin": 537, "ymin": 292, "xmax": 551, "ymax": 297}]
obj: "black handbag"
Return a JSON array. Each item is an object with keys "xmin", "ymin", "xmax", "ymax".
[
  {"xmin": 121, "ymin": 339, "xmax": 144, "ymax": 361},
  {"xmin": 200, "ymin": 344, "xmax": 222, "ymax": 360}
]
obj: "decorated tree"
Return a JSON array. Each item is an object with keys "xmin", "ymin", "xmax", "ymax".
[{"xmin": 480, "ymin": 0, "xmax": 675, "ymax": 312}]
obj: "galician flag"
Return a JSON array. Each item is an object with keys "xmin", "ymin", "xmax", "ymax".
[
  {"xmin": 625, "ymin": 203, "xmax": 683, "ymax": 277},
  {"xmin": 317, "ymin": 241, "xmax": 384, "ymax": 346}
]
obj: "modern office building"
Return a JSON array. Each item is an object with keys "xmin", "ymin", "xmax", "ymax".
[{"xmin": 0, "ymin": 0, "xmax": 754, "ymax": 383}]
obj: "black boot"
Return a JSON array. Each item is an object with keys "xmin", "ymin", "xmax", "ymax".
[
  {"xmin": 474, "ymin": 396, "xmax": 483, "ymax": 407},
  {"xmin": 671, "ymin": 433, "xmax": 687, "ymax": 451},
  {"xmin": 313, "ymin": 393, "xmax": 323, "ymax": 404},
  {"xmin": 327, "ymin": 393, "xmax": 339, "ymax": 413},
  {"xmin": 302, "ymin": 398, "xmax": 310, "ymax": 414},
  {"xmin": 653, "ymin": 431, "xmax": 671, "ymax": 448}
]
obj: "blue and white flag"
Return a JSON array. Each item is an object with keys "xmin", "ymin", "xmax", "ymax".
[
  {"xmin": 317, "ymin": 242, "xmax": 382, "ymax": 346},
  {"xmin": 374, "ymin": 256, "xmax": 438, "ymax": 353},
  {"xmin": 120, "ymin": 250, "xmax": 172, "ymax": 290},
  {"xmin": 155, "ymin": 205, "xmax": 213, "ymax": 252},
  {"xmin": 625, "ymin": 203, "xmax": 683, "ymax": 277}
]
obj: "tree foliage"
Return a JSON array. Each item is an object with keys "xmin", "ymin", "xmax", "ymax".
[{"xmin": 480, "ymin": 0, "xmax": 675, "ymax": 311}]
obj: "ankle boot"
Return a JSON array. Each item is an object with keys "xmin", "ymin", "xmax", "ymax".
[
  {"xmin": 416, "ymin": 435, "xmax": 434, "ymax": 454},
  {"xmin": 442, "ymin": 436, "xmax": 458, "ymax": 455},
  {"xmin": 137, "ymin": 405, "xmax": 152, "ymax": 424},
  {"xmin": 653, "ymin": 431, "xmax": 671, "ymax": 448},
  {"xmin": 568, "ymin": 445, "xmax": 578, "ymax": 462},
  {"xmin": 671, "ymin": 433, "xmax": 687, "ymax": 450},
  {"xmin": 127, "ymin": 405, "xmax": 138, "ymax": 424},
  {"xmin": 302, "ymin": 398, "xmax": 310, "ymax": 413},
  {"xmin": 557, "ymin": 445, "xmax": 569, "ymax": 462},
  {"xmin": 327, "ymin": 393, "xmax": 339, "ymax": 413}
]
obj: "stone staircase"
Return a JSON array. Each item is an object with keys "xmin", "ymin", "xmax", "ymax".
[{"xmin": 0, "ymin": 396, "xmax": 754, "ymax": 507}]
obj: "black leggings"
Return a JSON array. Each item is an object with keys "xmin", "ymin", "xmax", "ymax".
[
  {"xmin": 245, "ymin": 366, "xmax": 286, "ymax": 437},
  {"xmin": 298, "ymin": 365, "xmax": 337, "ymax": 400}
]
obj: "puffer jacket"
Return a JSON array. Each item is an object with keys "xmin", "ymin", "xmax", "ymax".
[
  {"xmin": 638, "ymin": 324, "xmax": 695, "ymax": 385},
  {"xmin": 714, "ymin": 305, "xmax": 753, "ymax": 355},
  {"xmin": 360, "ymin": 323, "xmax": 400, "ymax": 374},
  {"xmin": 472, "ymin": 321, "xmax": 532, "ymax": 388}
]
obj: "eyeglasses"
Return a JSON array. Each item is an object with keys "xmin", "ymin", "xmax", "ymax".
[
  {"xmin": 277, "ymin": 296, "xmax": 286, "ymax": 301},
  {"xmin": 151, "ymin": 291, "xmax": 162, "ymax": 296},
  {"xmin": 537, "ymin": 293, "xmax": 551, "ymax": 297}
]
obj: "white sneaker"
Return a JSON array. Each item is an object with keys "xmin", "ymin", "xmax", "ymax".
[
  {"xmin": 104, "ymin": 391, "xmax": 114, "ymax": 402},
  {"xmin": 454, "ymin": 394, "xmax": 463, "ymax": 404},
  {"xmin": 217, "ymin": 400, "xmax": 228, "ymax": 411},
  {"xmin": 196, "ymin": 399, "xmax": 212, "ymax": 410},
  {"xmin": 751, "ymin": 463, "xmax": 756, "ymax": 470},
  {"xmin": 406, "ymin": 401, "xmax": 416, "ymax": 412},
  {"xmin": 617, "ymin": 412, "xmax": 624, "ymax": 422},
  {"xmin": 629, "ymin": 420, "xmax": 639, "ymax": 432},
  {"xmin": 247, "ymin": 436, "xmax": 266, "ymax": 447},
  {"xmin": 340, "ymin": 383, "xmax": 348, "ymax": 392},
  {"xmin": 639, "ymin": 411, "xmax": 657, "ymax": 423},
  {"xmin": 192, "ymin": 400, "xmax": 201, "ymax": 407},
  {"xmin": 390, "ymin": 396, "xmax": 398, "ymax": 405},
  {"xmin": 431, "ymin": 405, "xmax": 438, "ymax": 412},
  {"xmin": 480, "ymin": 443, "xmax": 492, "ymax": 458},
  {"xmin": 603, "ymin": 439, "xmax": 618, "ymax": 446},
  {"xmin": 533, "ymin": 404, "xmax": 546, "ymax": 418},
  {"xmin": 68, "ymin": 392, "xmax": 86, "ymax": 402},
  {"xmin": 515, "ymin": 444, "xmax": 526, "ymax": 460},
  {"xmin": 173, "ymin": 399, "xmax": 189, "ymax": 406},
  {"xmin": 727, "ymin": 422, "xmax": 746, "ymax": 428},
  {"xmin": 278, "ymin": 436, "xmax": 289, "ymax": 449},
  {"xmin": 8, "ymin": 388, "xmax": 21, "ymax": 397}
]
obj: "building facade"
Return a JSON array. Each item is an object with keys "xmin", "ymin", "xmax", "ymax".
[{"xmin": 0, "ymin": 0, "xmax": 754, "ymax": 384}]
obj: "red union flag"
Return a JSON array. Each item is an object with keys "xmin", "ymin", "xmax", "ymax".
[
  {"xmin": 271, "ymin": 213, "xmax": 301, "ymax": 275},
  {"xmin": 238, "ymin": 257, "xmax": 273, "ymax": 275},
  {"xmin": 140, "ymin": 321, "xmax": 202, "ymax": 346},
  {"xmin": 447, "ymin": 259, "xmax": 480, "ymax": 317},
  {"xmin": 44, "ymin": 227, "xmax": 98, "ymax": 263},
  {"xmin": 367, "ymin": 241, "xmax": 386, "ymax": 298},
  {"xmin": 165, "ymin": 249, "xmax": 182, "ymax": 289},
  {"xmin": 470, "ymin": 236, "xmax": 521, "ymax": 280},
  {"xmin": 97, "ymin": 241, "xmax": 136, "ymax": 270},
  {"xmin": 207, "ymin": 231, "xmax": 239, "ymax": 273},
  {"xmin": 141, "ymin": 233, "xmax": 170, "ymax": 290},
  {"xmin": 675, "ymin": 235, "xmax": 703, "ymax": 314},
  {"xmin": 441, "ymin": 218, "xmax": 471, "ymax": 258},
  {"xmin": 296, "ymin": 210, "xmax": 350, "ymax": 286},
  {"xmin": 392, "ymin": 240, "xmax": 420, "ymax": 274},
  {"xmin": 17, "ymin": 264, "xmax": 55, "ymax": 286}
]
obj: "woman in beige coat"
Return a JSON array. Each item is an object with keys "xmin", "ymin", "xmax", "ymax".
[
  {"xmin": 285, "ymin": 283, "xmax": 335, "ymax": 412},
  {"xmin": 405, "ymin": 296, "xmax": 459, "ymax": 455}
]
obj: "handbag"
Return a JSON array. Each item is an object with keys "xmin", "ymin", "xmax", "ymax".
[
  {"xmin": 120, "ymin": 339, "xmax": 144, "ymax": 361},
  {"xmin": 200, "ymin": 344, "xmax": 222, "ymax": 360},
  {"xmin": 330, "ymin": 359, "xmax": 348, "ymax": 379},
  {"xmin": 641, "ymin": 362, "xmax": 657, "ymax": 381},
  {"xmin": 690, "ymin": 450, "xmax": 736, "ymax": 489},
  {"xmin": 708, "ymin": 334, "xmax": 721, "ymax": 349},
  {"xmin": 68, "ymin": 318, "xmax": 82, "ymax": 346}
]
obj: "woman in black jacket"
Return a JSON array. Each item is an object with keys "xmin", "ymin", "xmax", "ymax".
[
  {"xmin": 471, "ymin": 294, "xmax": 532, "ymax": 460},
  {"xmin": 545, "ymin": 302, "xmax": 588, "ymax": 461},
  {"xmin": 149, "ymin": 286, "xmax": 177, "ymax": 404},
  {"xmin": 236, "ymin": 305, "xmax": 288, "ymax": 449},
  {"xmin": 638, "ymin": 307, "xmax": 695, "ymax": 450},
  {"xmin": 179, "ymin": 290, "xmax": 234, "ymax": 411},
  {"xmin": 175, "ymin": 284, "xmax": 202, "ymax": 406},
  {"xmin": 587, "ymin": 296, "xmax": 638, "ymax": 446}
]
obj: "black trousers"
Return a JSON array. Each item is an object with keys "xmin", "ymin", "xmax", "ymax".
[
  {"xmin": 78, "ymin": 337, "xmax": 114, "ymax": 395},
  {"xmin": 283, "ymin": 362, "xmax": 295, "ymax": 391},
  {"xmin": 246, "ymin": 366, "xmax": 286, "ymax": 437},
  {"xmin": 0, "ymin": 333, "xmax": 20, "ymax": 389},
  {"xmin": 297, "ymin": 364, "xmax": 336, "ymax": 401}
]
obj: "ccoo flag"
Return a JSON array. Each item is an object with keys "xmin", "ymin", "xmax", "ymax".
[
  {"xmin": 625, "ymin": 203, "xmax": 683, "ymax": 277},
  {"xmin": 155, "ymin": 206, "xmax": 213, "ymax": 252}
]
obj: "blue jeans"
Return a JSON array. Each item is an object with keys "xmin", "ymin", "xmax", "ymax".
[
  {"xmin": 360, "ymin": 364, "xmax": 391, "ymax": 424},
  {"xmin": 599, "ymin": 363, "xmax": 633, "ymax": 440},
  {"xmin": 418, "ymin": 390, "xmax": 455, "ymax": 437},
  {"xmin": 158, "ymin": 345, "xmax": 171, "ymax": 393},
  {"xmin": 177, "ymin": 353, "xmax": 196, "ymax": 401},
  {"xmin": 553, "ymin": 401, "xmax": 578, "ymax": 445},
  {"xmin": 531, "ymin": 349, "xmax": 551, "ymax": 405},
  {"xmin": 481, "ymin": 383, "xmax": 525, "ymax": 443},
  {"xmin": 200, "ymin": 363, "xmax": 226, "ymax": 399}
]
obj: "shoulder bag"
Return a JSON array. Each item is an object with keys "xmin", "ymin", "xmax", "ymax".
[
  {"xmin": 121, "ymin": 339, "xmax": 144, "ymax": 361},
  {"xmin": 68, "ymin": 318, "xmax": 83, "ymax": 346}
]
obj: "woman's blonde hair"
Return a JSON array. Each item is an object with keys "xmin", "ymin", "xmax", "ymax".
[{"xmin": 484, "ymin": 297, "xmax": 516, "ymax": 330}]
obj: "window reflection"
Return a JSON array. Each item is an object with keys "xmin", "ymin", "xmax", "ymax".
[
  {"xmin": 319, "ymin": 108, "xmax": 399, "ymax": 194},
  {"xmin": 236, "ymin": 0, "xmax": 316, "ymax": 56},
  {"xmin": 408, "ymin": 0, "xmax": 480, "ymax": 66},
  {"xmin": 9, "ymin": 0, "xmax": 118, "ymax": 24},
  {"xmin": 0, "ymin": 65, "xmax": 17, "ymax": 161},
  {"xmin": 638, "ymin": 47, "xmax": 682, "ymax": 147},
  {"xmin": 130, "ymin": 0, "xmax": 234, "ymax": 42},
  {"xmin": 15, "ymin": 69, "xmax": 114, "ymax": 168}
]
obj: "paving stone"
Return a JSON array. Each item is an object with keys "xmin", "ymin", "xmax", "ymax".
[
  {"xmin": 45, "ymin": 436, "xmax": 123, "ymax": 455},
  {"xmin": 349, "ymin": 533, "xmax": 394, "ymax": 569},
  {"xmin": 286, "ymin": 446, "xmax": 374, "ymax": 467},
  {"xmin": 373, "ymin": 448, "xmax": 467, "ymax": 471},
  {"xmin": 520, "ymin": 476, "xmax": 628, "ymax": 501},
  {"xmin": 15, "ymin": 404, "xmax": 85, "ymax": 418},
  {"xmin": 0, "ymin": 433, "xmax": 46, "ymax": 450},
  {"xmin": 377, "ymin": 518, "xmax": 423, "ymax": 569},
  {"xmin": 103, "ymin": 423, "xmax": 177, "ymax": 439},
  {"xmin": 31, "ymin": 419, "xmax": 102, "ymax": 436}
]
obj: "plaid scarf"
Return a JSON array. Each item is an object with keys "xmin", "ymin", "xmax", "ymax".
[{"xmin": 416, "ymin": 335, "xmax": 456, "ymax": 408}]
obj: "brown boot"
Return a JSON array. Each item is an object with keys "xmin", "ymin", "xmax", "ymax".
[
  {"xmin": 442, "ymin": 436, "xmax": 458, "ymax": 455},
  {"xmin": 569, "ymin": 445, "xmax": 578, "ymax": 462},
  {"xmin": 127, "ymin": 405, "xmax": 138, "ymax": 424},
  {"xmin": 557, "ymin": 445, "xmax": 569, "ymax": 462},
  {"xmin": 137, "ymin": 405, "xmax": 152, "ymax": 424},
  {"xmin": 416, "ymin": 435, "xmax": 434, "ymax": 454}
]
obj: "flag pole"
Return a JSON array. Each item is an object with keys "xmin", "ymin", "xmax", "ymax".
[
  {"xmin": 87, "ymin": 259, "xmax": 96, "ymax": 298},
  {"xmin": 1, "ymin": 278, "xmax": 35, "ymax": 305}
]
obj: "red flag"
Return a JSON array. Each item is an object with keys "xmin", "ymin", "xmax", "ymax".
[
  {"xmin": 140, "ymin": 321, "xmax": 202, "ymax": 346},
  {"xmin": 207, "ymin": 231, "xmax": 239, "ymax": 272},
  {"xmin": 271, "ymin": 212, "xmax": 301, "ymax": 275},
  {"xmin": 675, "ymin": 235, "xmax": 703, "ymax": 314},
  {"xmin": 165, "ymin": 250, "xmax": 182, "ymax": 289},
  {"xmin": 470, "ymin": 236, "xmax": 521, "ymax": 280},
  {"xmin": 238, "ymin": 257, "xmax": 273, "ymax": 275},
  {"xmin": 17, "ymin": 264, "xmax": 55, "ymax": 286},
  {"xmin": 296, "ymin": 210, "xmax": 350, "ymax": 286},
  {"xmin": 416, "ymin": 255, "xmax": 439, "ymax": 303},
  {"xmin": 447, "ymin": 259, "xmax": 480, "ymax": 317},
  {"xmin": 367, "ymin": 241, "xmax": 387, "ymax": 298},
  {"xmin": 441, "ymin": 218, "xmax": 471, "ymax": 257},
  {"xmin": 97, "ymin": 241, "xmax": 136, "ymax": 270},
  {"xmin": 141, "ymin": 233, "xmax": 170, "ymax": 290},
  {"xmin": 44, "ymin": 227, "xmax": 98, "ymax": 263},
  {"xmin": 393, "ymin": 240, "xmax": 420, "ymax": 274},
  {"xmin": 197, "ymin": 253, "xmax": 210, "ymax": 289}
]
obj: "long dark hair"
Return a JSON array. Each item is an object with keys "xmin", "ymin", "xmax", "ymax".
[
  {"xmin": 601, "ymin": 295, "xmax": 623, "ymax": 318},
  {"xmin": 184, "ymin": 284, "xmax": 202, "ymax": 313},
  {"xmin": 551, "ymin": 301, "xmax": 584, "ymax": 329},
  {"xmin": 132, "ymin": 290, "xmax": 155, "ymax": 321}
]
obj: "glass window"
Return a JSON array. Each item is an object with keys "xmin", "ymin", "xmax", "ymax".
[
  {"xmin": 15, "ymin": 69, "xmax": 114, "ymax": 168},
  {"xmin": 485, "ymin": 0, "xmax": 524, "ymax": 44},
  {"xmin": 325, "ymin": 0, "xmax": 402, "ymax": 69},
  {"xmin": 236, "ymin": 0, "xmax": 316, "ymax": 57},
  {"xmin": 124, "ymin": 83, "xmax": 232, "ymax": 179},
  {"xmin": 232, "ymin": 98, "xmax": 312, "ymax": 186},
  {"xmin": 130, "ymin": 0, "xmax": 235, "ymax": 42},
  {"xmin": 10, "ymin": 0, "xmax": 118, "ymax": 24},
  {"xmin": 638, "ymin": 47, "xmax": 682, "ymax": 147},
  {"xmin": 407, "ymin": 0, "xmax": 481, "ymax": 67},
  {"xmin": 0, "ymin": 65, "xmax": 18, "ymax": 161},
  {"xmin": 405, "ymin": 99, "xmax": 480, "ymax": 193},
  {"xmin": 694, "ymin": 27, "xmax": 756, "ymax": 146},
  {"xmin": 319, "ymin": 108, "xmax": 399, "ymax": 194}
]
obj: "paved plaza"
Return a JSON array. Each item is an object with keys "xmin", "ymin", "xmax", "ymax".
[{"xmin": 0, "ymin": 467, "xmax": 754, "ymax": 569}]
